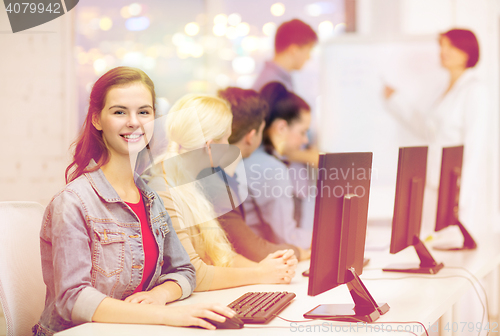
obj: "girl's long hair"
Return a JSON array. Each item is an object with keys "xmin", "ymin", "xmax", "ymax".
[
  {"xmin": 259, "ymin": 81, "xmax": 310, "ymax": 154},
  {"xmin": 65, "ymin": 67, "xmax": 156, "ymax": 183},
  {"xmin": 152, "ymin": 94, "xmax": 235, "ymax": 267}
]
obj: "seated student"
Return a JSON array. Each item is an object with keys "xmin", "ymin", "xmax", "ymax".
[
  {"xmin": 215, "ymin": 87, "xmax": 311, "ymax": 261},
  {"xmin": 242, "ymin": 82, "xmax": 313, "ymax": 249},
  {"xmin": 147, "ymin": 94, "xmax": 297, "ymax": 292},
  {"xmin": 33, "ymin": 67, "xmax": 235, "ymax": 335}
]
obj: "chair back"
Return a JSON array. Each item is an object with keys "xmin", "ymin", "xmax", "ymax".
[{"xmin": 0, "ymin": 202, "xmax": 46, "ymax": 336}]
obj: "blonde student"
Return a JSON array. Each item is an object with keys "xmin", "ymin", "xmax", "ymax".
[
  {"xmin": 34, "ymin": 67, "xmax": 234, "ymax": 335},
  {"xmin": 148, "ymin": 94, "xmax": 298, "ymax": 292}
]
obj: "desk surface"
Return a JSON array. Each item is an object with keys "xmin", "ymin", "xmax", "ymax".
[{"xmin": 57, "ymin": 226, "xmax": 500, "ymax": 336}]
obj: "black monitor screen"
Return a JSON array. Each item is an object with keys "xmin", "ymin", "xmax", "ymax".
[
  {"xmin": 389, "ymin": 146, "xmax": 427, "ymax": 254},
  {"xmin": 308, "ymin": 152, "xmax": 373, "ymax": 296},
  {"xmin": 435, "ymin": 145, "xmax": 463, "ymax": 232}
]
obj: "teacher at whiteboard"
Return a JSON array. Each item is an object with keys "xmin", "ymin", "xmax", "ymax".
[{"xmin": 383, "ymin": 28, "xmax": 489, "ymax": 232}]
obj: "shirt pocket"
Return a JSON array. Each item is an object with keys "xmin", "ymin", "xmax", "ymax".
[
  {"xmin": 152, "ymin": 211, "xmax": 171, "ymax": 237},
  {"xmin": 92, "ymin": 224, "xmax": 127, "ymax": 277}
]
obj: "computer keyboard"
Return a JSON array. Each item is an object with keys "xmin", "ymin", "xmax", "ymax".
[{"xmin": 227, "ymin": 291, "xmax": 296, "ymax": 324}]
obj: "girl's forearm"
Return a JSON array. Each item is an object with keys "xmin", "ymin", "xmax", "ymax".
[
  {"xmin": 232, "ymin": 253, "xmax": 259, "ymax": 268},
  {"xmin": 92, "ymin": 297, "xmax": 167, "ymax": 325},
  {"xmin": 209, "ymin": 266, "xmax": 262, "ymax": 290},
  {"xmin": 151, "ymin": 280, "xmax": 182, "ymax": 304}
]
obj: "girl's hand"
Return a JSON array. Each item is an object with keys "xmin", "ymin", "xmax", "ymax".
[
  {"xmin": 257, "ymin": 249, "xmax": 297, "ymax": 284},
  {"xmin": 384, "ymin": 85, "xmax": 395, "ymax": 99},
  {"xmin": 125, "ymin": 288, "xmax": 168, "ymax": 305},
  {"xmin": 124, "ymin": 281, "xmax": 181, "ymax": 305},
  {"xmin": 162, "ymin": 303, "xmax": 236, "ymax": 330},
  {"xmin": 298, "ymin": 247, "xmax": 311, "ymax": 261}
]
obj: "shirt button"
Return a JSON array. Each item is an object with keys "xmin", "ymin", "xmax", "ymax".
[
  {"xmin": 132, "ymin": 265, "xmax": 143, "ymax": 269},
  {"xmin": 160, "ymin": 260, "xmax": 164, "ymax": 267},
  {"xmin": 156, "ymin": 229, "xmax": 160, "ymax": 236}
]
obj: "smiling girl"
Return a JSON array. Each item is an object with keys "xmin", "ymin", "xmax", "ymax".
[{"xmin": 33, "ymin": 67, "xmax": 234, "ymax": 335}]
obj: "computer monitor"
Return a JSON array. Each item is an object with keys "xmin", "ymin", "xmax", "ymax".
[
  {"xmin": 383, "ymin": 146, "xmax": 444, "ymax": 274},
  {"xmin": 304, "ymin": 152, "xmax": 389, "ymax": 323},
  {"xmin": 434, "ymin": 145, "xmax": 477, "ymax": 250}
]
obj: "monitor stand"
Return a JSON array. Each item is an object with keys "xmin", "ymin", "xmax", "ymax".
[
  {"xmin": 383, "ymin": 236, "xmax": 444, "ymax": 274},
  {"xmin": 433, "ymin": 220, "xmax": 477, "ymax": 251},
  {"xmin": 303, "ymin": 268, "xmax": 389, "ymax": 322}
]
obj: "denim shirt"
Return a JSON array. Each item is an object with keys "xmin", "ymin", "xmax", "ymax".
[{"xmin": 33, "ymin": 164, "xmax": 196, "ymax": 335}]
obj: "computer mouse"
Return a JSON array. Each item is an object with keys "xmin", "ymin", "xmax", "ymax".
[{"xmin": 203, "ymin": 315, "xmax": 244, "ymax": 329}]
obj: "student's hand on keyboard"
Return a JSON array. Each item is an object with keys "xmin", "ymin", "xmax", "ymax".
[
  {"xmin": 162, "ymin": 303, "xmax": 236, "ymax": 330},
  {"xmin": 257, "ymin": 249, "xmax": 297, "ymax": 284}
]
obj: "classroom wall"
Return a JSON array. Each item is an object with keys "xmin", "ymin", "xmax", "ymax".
[
  {"xmin": 0, "ymin": 10, "xmax": 77, "ymax": 207},
  {"xmin": 1, "ymin": 0, "xmax": 497, "ymax": 217}
]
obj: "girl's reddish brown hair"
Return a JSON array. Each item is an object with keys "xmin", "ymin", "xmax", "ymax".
[{"xmin": 65, "ymin": 67, "xmax": 156, "ymax": 183}]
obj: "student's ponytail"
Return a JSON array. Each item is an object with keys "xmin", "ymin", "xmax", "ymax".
[{"xmin": 259, "ymin": 82, "xmax": 310, "ymax": 154}]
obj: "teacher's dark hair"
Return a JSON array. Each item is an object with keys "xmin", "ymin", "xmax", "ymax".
[{"xmin": 440, "ymin": 29, "xmax": 480, "ymax": 68}]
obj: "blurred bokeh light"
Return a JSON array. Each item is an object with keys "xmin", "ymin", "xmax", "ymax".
[
  {"xmin": 270, "ymin": 3, "xmax": 285, "ymax": 16},
  {"xmin": 75, "ymin": 0, "xmax": 345, "ymax": 126}
]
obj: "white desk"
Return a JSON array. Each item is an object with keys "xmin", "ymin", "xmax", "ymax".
[{"xmin": 57, "ymin": 226, "xmax": 500, "ymax": 336}]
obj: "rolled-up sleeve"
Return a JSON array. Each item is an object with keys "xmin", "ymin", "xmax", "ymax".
[
  {"xmin": 71, "ymin": 287, "xmax": 107, "ymax": 324},
  {"xmin": 41, "ymin": 190, "xmax": 107, "ymax": 324}
]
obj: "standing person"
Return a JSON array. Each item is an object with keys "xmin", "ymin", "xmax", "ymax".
[
  {"xmin": 253, "ymin": 19, "xmax": 318, "ymax": 93},
  {"xmin": 243, "ymin": 82, "xmax": 313, "ymax": 249},
  {"xmin": 33, "ymin": 67, "xmax": 235, "ymax": 335},
  {"xmin": 252, "ymin": 19, "xmax": 319, "ymax": 166},
  {"xmin": 214, "ymin": 87, "xmax": 311, "ymax": 261},
  {"xmin": 383, "ymin": 28, "xmax": 490, "ymax": 233},
  {"xmin": 148, "ymin": 94, "xmax": 297, "ymax": 292},
  {"xmin": 253, "ymin": 19, "xmax": 319, "ymax": 235}
]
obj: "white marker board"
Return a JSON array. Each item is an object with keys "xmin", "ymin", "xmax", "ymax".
[{"xmin": 318, "ymin": 35, "xmax": 448, "ymax": 218}]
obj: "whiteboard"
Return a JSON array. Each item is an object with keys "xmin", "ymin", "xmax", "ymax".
[{"xmin": 318, "ymin": 35, "xmax": 449, "ymax": 218}]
